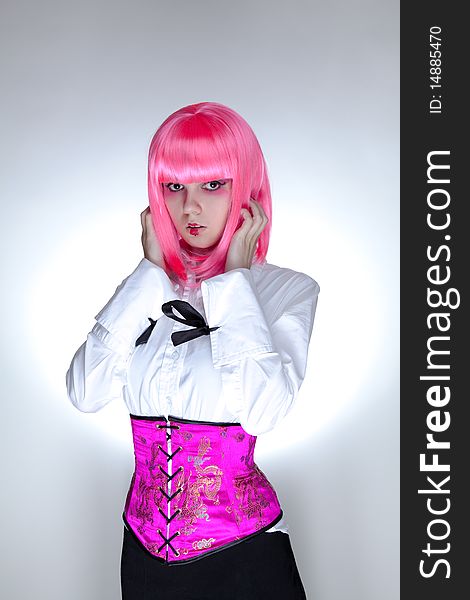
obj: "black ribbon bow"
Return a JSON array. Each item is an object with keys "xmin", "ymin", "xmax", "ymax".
[
  {"xmin": 135, "ymin": 318, "xmax": 157, "ymax": 347},
  {"xmin": 162, "ymin": 300, "xmax": 220, "ymax": 347}
]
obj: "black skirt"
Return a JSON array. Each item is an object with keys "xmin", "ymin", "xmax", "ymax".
[{"xmin": 120, "ymin": 526, "xmax": 307, "ymax": 599}]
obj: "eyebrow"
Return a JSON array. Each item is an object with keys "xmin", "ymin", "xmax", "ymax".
[{"xmin": 161, "ymin": 179, "xmax": 232, "ymax": 185}]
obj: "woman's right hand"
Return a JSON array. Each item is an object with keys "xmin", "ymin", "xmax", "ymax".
[{"xmin": 141, "ymin": 207, "xmax": 164, "ymax": 268}]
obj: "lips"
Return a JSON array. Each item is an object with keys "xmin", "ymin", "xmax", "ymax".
[{"xmin": 187, "ymin": 223, "xmax": 206, "ymax": 237}]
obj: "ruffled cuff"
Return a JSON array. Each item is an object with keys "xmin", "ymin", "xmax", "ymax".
[
  {"xmin": 94, "ymin": 258, "xmax": 175, "ymax": 355},
  {"xmin": 201, "ymin": 268, "xmax": 275, "ymax": 367}
]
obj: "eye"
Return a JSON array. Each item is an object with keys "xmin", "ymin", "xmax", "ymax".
[
  {"xmin": 164, "ymin": 183, "xmax": 184, "ymax": 192},
  {"xmin": 202, "ymin": 180, "xmax": 227, "ymax": 191}
]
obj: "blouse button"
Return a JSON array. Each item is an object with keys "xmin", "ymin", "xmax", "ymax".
[{"xmin": 171, "ymin": 350, "xmax": 179, "ymax": 360}]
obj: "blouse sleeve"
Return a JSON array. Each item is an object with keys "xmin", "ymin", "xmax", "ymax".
[
  {"xmin": 65, "ymin": 258, "xmax": 175, "ymax": 412},
  {"xmin": 201, "ymin": 267, "xmax": 319, "ymax": 435}
]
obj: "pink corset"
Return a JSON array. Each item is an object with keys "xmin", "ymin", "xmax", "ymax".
[{"xmin": 122, "ymin": 414, "xmax": 283, "ymax": 565}]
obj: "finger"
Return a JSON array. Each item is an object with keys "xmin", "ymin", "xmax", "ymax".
[
  {"xmin": 241, "ymin": 207, "xmax": 253, "ymax": 225},
  {"xmin": 250, "ymin": 204, "xmax": 269, "ymax": 239},
  {"xmin": 246, "ymin": 201, "xmax": 267, "ymax": 239},
  {"xmin": 250, "ymin": 199, "xmax": 268, "ymax": 220},
  {"xmin": 236, "ymin": 203, "xmax": 266, "ymax": 242},
  {"xmin": 248, "ymin": 199, "xmax": 264, "ymax": 223},
  {"xmin": 249, "ymin": 199, "xmax": 268, "ymax": 224},
  {"xmin": 234, "ymin": 208, "xmax": 253, "ymax": 238},
  {"xmin": 146, "ymin": 212, "xmax": 156, "ymax": 236},
  {"xmin": 141, "ymin": 207, "xmax": 150, "ymax": 228}
]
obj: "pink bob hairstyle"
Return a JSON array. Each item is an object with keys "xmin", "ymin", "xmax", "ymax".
[{"xmin": 147, "ymin": 102, "xmax": 272, "ymax": 288}]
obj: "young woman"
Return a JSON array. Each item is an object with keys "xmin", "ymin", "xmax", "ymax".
[{"xmin": 66, "ymin": 101, "xmax": 319, "ymax": 599}]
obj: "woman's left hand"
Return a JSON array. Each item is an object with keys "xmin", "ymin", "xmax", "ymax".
[{"xmin": 225, "ymin": 199, "xmax": 269, "ymax": 272}]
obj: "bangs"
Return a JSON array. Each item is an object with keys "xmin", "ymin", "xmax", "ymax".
[{"xmin": 154, "ymin": 117, "xmax": 237, "ymax": 184}]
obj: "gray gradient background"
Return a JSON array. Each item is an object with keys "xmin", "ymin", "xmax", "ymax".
[{"xmin": 1, "ymin": 1, "xmax": 399, "ymax": 598}]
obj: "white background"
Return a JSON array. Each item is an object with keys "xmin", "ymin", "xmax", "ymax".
[{"xmin": 0, "ymin": 1, "xmax": 399, "ymax": 598}]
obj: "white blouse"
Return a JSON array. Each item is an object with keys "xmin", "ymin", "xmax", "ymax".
[{"xmin": 66, "ymin": 258, "xmax": 320, "ymax": 534}]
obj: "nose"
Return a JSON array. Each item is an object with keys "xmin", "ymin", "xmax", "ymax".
[{"xmin": 183, "ymin": 186, "xmax": 202, "ymax": 215}]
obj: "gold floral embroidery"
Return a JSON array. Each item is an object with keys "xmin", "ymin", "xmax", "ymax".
[
  {"xmin": 173, "ymin": 436, "xmax": 223, "ymax": 535},
  {"xmin": 232, "ymin": 464, "xmax": 272, "ymax": 528},
  {"xmin": 240, "ymin": 436, "xmax": 256, "ymax": 468},
  {"xmin": 134, "ymin": 471, "xmax": 166, "ymax": 534},
  {"xmin": 192, "ymin": 537, "xmax": 216, "ymax": 550},
  {"xmin": 146, "ymin": 542, "xmax": 161, "ymax": 554},
  {"xmin": 132, "ymin": 441, "xmax": 166, "ymax": 534}
]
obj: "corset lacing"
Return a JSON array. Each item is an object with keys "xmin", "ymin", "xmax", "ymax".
[{"xmin": 156, "ymin": 422, "xmax": 183, "ymax": 558}]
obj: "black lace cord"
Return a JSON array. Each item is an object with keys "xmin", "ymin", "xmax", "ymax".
[
  {"xmin": 159, "ymin": 464, "xmax": 182, "ymax": 481},
  {"xmin": 157, "ymin": 423, "xmax": 180, "ymax": 442},
  {"xmin": 158, "ymin": 506, "xmax": 182, "ymax": 524},
  {"xmin": 161, "ymin": 300, "xmax": 220, "ymax": 347},
  {"xmin": 158, "ymin": 445, "xmax": 183, "ymax": 462},
  {"xmin": 157, "ymin": 529, "xmax": 181, "ymax": 555},
  {"xmin": 156, "ymin": 423, "xmax": 182, "ymax": 554},
  {"xmin": 159, "ymin": 487, "xmax": 183, "ymax": 502}
]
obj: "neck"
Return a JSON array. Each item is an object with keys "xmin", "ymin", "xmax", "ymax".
[{"xmin": 180, "ymin": 241, "xmax": 215, "ymax": 261}]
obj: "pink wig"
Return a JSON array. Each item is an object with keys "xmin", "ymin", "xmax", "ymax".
[{"xmin": 147, "ymin": 102, "xmax": 272, "ymax": 288}]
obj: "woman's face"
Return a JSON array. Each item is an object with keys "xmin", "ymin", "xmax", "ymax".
[{"xmin": 162, "ymin": 179, "xmax": 232, "ymax": 251}]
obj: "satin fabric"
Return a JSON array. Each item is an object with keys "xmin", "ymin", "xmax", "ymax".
[{"xmin": 123, "ymin": 415, "xmax": 282, "ymax": 565}]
